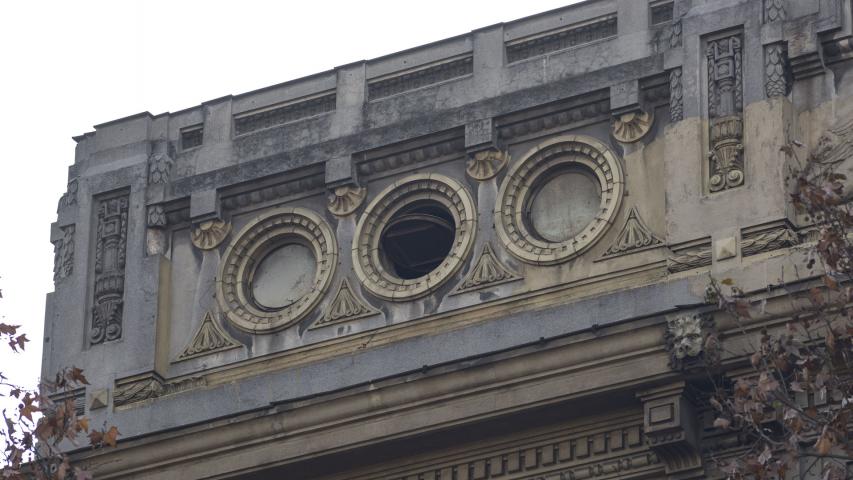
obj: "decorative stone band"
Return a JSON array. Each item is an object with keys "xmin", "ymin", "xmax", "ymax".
[
  {"xmin": 740, "ymin": 224, "xmax": 799, "ymax": 257},
  {"xmin": 353, "ymin": 173, "xmax": 477, "ymax": 301},
  {"xmin": 114, "ymin": 373, "xmax": 205, "ymax": 409},
  {"xmin": 495, "ymin": 135, "xmax": 624, "ymax": 265},
  {"xmin": 367, "ymin": 56, "xmax": 473, "ymax": 100},
  {"xmin": 233, "ymin": 92, "xmax": 336, "ymax": 136},
  {"xmin": 506, "ymin": 14, "xmax": 617, "ymax": 64},
  {"xmin": 217, "ymin": 207, "xmax": 338, "ymax": 333},
  {"xmin": 667, "ymin": 239, "xmax": 712, "ymax": 273}
]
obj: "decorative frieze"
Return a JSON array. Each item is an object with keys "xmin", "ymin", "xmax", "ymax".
[
  {"xmin": 311, "ymin": 279, "xmax": 380, "ymax": 330},
  {"xmin": 741, "ymin": 223, "xmax": 798, "ymax": 257},
  {"xmin": 91, "ymin": 193, "xmax": 129, "ymax": 345},
  {"xmin": 177, "ymin": 311, "xmax": 241, "ymax": 361},
  {"xmin": 667, "ymin": 240, "xmax": 712, "ymax": 273},
  {"xmin": 356, "ymin": 137, "xmax": 464, "ymax": 177},
  {"xmin": 327, "ymin": 185, "xmax": 366, "ymax": 216},
  {"xmin": 114, "ymin": 373, "xmax": 205, "ymax": 408},
  {"xmin": 368, "ymin": 56, "xmax": 473, "ymax": 100},
  {"xmin": 498, "ymin": 97, "xmax": 611, "ymax": 141},
  {"xmin": 707, "ymin": 34, "xmax": 745, "ymax": 192},
  {"xmin": 602, "ymin": 207, "xmax": 663, "ymax": 259},
  {"xmin": 234, "ymin": 93, "xmax": 336, "ymax": 136},
  {"xmin": 669, "ymin": 68, "xmax": 683, "ymax": 123},
  {"xmin": 220, "ymin": 173, "xmax": 325, "ymax": 211},
  {"xmin": 52, "ymin": 225, "xmax": 75, "ymax": 283},
  {"xmin": 764, "ymin": 44, "xmax": 790, "ymax": 98},
  {"xmin": 451, "ymin": 243, "xmax": 521, "ymax": 295},
  {"xmin": 506, "ymin": 15, "xmax": 617, "ymax": 63}
]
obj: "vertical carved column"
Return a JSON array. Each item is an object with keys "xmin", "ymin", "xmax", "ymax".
[
  {"xmin": 763, "ymin": 0, "xmax": 786, "ymax": 23},
  {"xmin": 637, "ymin": 383, "xmax": 705, "ymax": 480},
  {"xmin": 764, "ymin": 44, "xmax": 790, "ymax": 98},
  {"xmin": 669, "ymin": 68, "xmax": 684, "ymax": 123},
  {"xmin": 707, "ymin": 34, "xmax": 745, "ymax": 192},
  {"xmin": 91, "ymin": 193, "xmax": 129, "ymax": 345},
  {"xmin": 52, "ymin": 225, "xmax": 75, "ymax": 283}
]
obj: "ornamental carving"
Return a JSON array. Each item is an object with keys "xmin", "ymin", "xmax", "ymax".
[
  {"xmin": 665, "ymin": 314, "xmax": 717, "ymax": 371},
  {"xmin": 466, "ymin": 149, "xmax": 508, "ymax": 181},
  {"xmin": 602, "ymin": 207, "xmax": 663, "ymax": 258},
  {"xmin": 764, "ymin": 0, "xmax": 786, "ymax": 23},
  {"xmin": 310, "ymin": 279, "xmax": 380, "ymax": 330},
  {"xmin": 764, "ymin": 44, "xmax": 790, "ymax": 98},
  {"xmin": 669, "ymin": 68, "xmax": 684, "ymax": 123},
  {"xmin": 612, "ymin": 111, "xmax": 654, "ymax": 143},
  {"xmin": 495, "ymin": 135, "xmax": 624, "ymax": 266},
  {"xmin": 91, "ymin": 194, "xmax": 129, "ymax": 345},
  {"xmin": 327, "ymin": 185, "xmax": 366, "ymax": 216},
  {"xmin": 147, "ymin": 205, "xmax": 166, "ymax": 227},
  {"xmin": 177, "ymin": 311, "xmax": 241, "ymax": 361},
  {"xmin": 191, "ymin": 219, "xmax": 231, "ymax": 251},
  {"xmin": 707, "ymin": 34, "xmax": 745, "ymax": 192},
  {"xmin": 147, "ymin": 152, "xmax": 173, "ymax": 185},
  {"xmin": 451, "ymin": 243, "xmax": 521, "ymax": 295},
  {"xmin": 57, "ymin": 178, "xmax": 78, "ymax": 211},
  {"xmin": 667, "ymin": 244, "xmax": 712, "ymax": 273},
  {"xmin": 218, "ymin": 207, "xmax": 337, "ymax": 333},
  {"xmin": 52, "ymin": 225, "xmax": 75, "ymax": 283},
  {"xmin": 114, "ymin": 373, "xmax": 205, "ymax": 408},
  {"xmin": 811, "ymin": 117, "xmax": 853, "ymax": 201},
  {"xmin": 741, "ymin": 227, "xmax": 798, "ymax": 257},
  {"xmin": 353, "ymin": 174, "xmax": 476, "ymax": 301}
]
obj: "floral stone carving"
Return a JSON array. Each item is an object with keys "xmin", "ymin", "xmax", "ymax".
[
  {"xmin": 177, "ymin": 311, "xmax": 241, "ymax": 361},
  {"xmin": 451, "ymin": 243, "xmax": 521, "ymax": 295},
  {"xmin": 327, "ymin": 185, "xmax": 366, "ymax": 216},
  {"xmin": 191, "ymin": 219, "xmax": 231, "ymax": 251},
  {"xmin": 612, "ymin": 110, "xmax": 654, "ymax": 143},
  {"xmin": 466, "ymin": 149, "xmax": 508, "ymax": 181},
  {"xmin": 665, "ymin": 314, "xmax": 717, "ymax": 370},
  {"xmin": 310, "ymin": 279, "xmax": 380, "ymax": 329},
  {"xmin": 707, "ymin": 34, "xmax": 745, "ymax": 192},
  {"xmin": 91, "ymin": 194, "xmax": 129, "ymax": 345}
]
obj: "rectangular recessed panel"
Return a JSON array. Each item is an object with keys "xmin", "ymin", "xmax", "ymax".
[
  {"xmin": 234, "ymin": 93, "xmax": 336, "ymax": 136},
  {"xmin": 181, "ymin": 125, "xmax": 203, "ymax": 150},
  {"xmin": 506, "ymin": 15, "xmax": 617, "ymax": 63},
  {"xmin": 650, "ymin": 1, "xmax": 674, "ymax": 25},
  {"xmin": 368, "ymin": 56, "xmax": 473, "ymax": 100}
]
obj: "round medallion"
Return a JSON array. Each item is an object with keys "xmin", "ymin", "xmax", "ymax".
[
  {"xmin": 217, "ymin": 207, "xmax": 337, "ymax": 333},
  {"xmin": 353, "ymin": 173, "xmax": 476, "ymax": 301},
  {"xmin": 495, "ymin": 135, "xmax": 624, "ymax": 265}
]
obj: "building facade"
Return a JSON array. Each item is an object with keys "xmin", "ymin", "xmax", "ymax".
[{"xmin": 43, "ymin": 0, "xmax": 853, "ymax": 478}]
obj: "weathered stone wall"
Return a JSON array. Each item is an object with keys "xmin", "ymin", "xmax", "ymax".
[{"xmin": 43, "ymin": 0, "xmax": 853, "ymax": 478}]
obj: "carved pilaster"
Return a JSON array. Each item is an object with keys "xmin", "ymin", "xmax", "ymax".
[
  {"xmin": 147, "ymin": 152, "xmax": 173, "ymax": 185},
  {"xmin": 637, "ymin": 383, "xmax": 705, "ymax": 480},
  {"xmin": 146, "ymin": 204, "xmax": 169, "ymax": 256},
  {"xmin": 707, "ymin": 34, "xmax": 745, "ymax": 192},
  {"xmin": 57, "ymin": 178, "xmax": 78, "ymax": 211},
  {"xmin": 763, "ymin": 0, "xmax": 786, "ymax": 23},
  {"xmin": 91, "ymin": 193, "xmax": 129, "ymax": 345},
  {"xmin": 669, "ymin": 68, "xmax": 683, "ymax": 123},
  {"xmin": 764, "ymin": 43, "xmax": 790, "ymax": 98}
]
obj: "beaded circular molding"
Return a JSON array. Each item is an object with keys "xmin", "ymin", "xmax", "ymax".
[
  {"xmin": 353, "ymin": 173, "xmax": 477, "ymax": 301},
  {"xmin": 217, "ymin": 207, "xmax": 337, "ymax": 333},
  {"xmin": 495, "ymin": 135, "xmax": 624, "ymax": 265}
]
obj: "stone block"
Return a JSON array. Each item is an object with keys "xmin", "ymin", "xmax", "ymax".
[
  {"xmin": 190, "ymin": 189, "xmax": 220, "ymax": 221},
  {"xmin": 714, "ymin": 236, "xmax": 738, "ymax": 261}
]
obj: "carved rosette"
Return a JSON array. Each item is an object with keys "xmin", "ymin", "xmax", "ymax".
[
  {"xmin": 177, "ymin": 312, "xmax": 241, "ymax": 361},
  {"xmin": 310, "ymin": 279, "xmax": 380, "ymax": 329},
  {"xmin": 327, "ymin": 185, "xmax": 366, "ymax": 216},
  {"xmin": 191, "ymin": 219, "xmax": 231, "ymax": 251},
  {"xmin": 91, "ymin": 194, "xmax": 129, "ymax": 345},
  {"xmin": 612, "ymin": 111, "xmax": 654, "ymax": 143},
  {"xmin": 665, "ymin": 314, "xmax": 717, "ymax": 371},
  {"xmin": 451, "ymin": 243, "xmax": 521, "ymax": 295},
  {"xmin": 707, "ymin": 34, "xmax": 745, "ymax": 192},
  {"xmin": 466, "ymin": 149, "xmax": 508, "ymax": 181}
]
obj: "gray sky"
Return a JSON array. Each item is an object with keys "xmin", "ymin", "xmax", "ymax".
[{"xmin": 0, "ymin": 0, "xmax": 582, "ymax": 390}]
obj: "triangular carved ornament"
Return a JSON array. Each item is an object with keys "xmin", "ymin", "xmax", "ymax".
[
  {"xmin": 177, "ymin": 311, "xmax": 241, "ymax": 361},
  {"xmin": 600, "ymin": 207, "xmax": 663, "ymax": 259},
  {"xmin": 451, "ymin": 243, "xmax": 521, "ymax": 295},
  {"xmin": 311, "ymin": 279, "xmax": 380, "ymax": 329}
]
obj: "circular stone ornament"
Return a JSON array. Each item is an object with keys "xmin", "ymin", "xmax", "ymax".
[
  {"xmin": 353, "ymin": 173, "xmax": 476, "ymax": 301},
  {"xmin": 217, "ymin": 207, "xmax": 337, "ymax": 333},
  {"xmin": 495, "ymin": 135, "xmax": 624, "ymax": 265}
]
